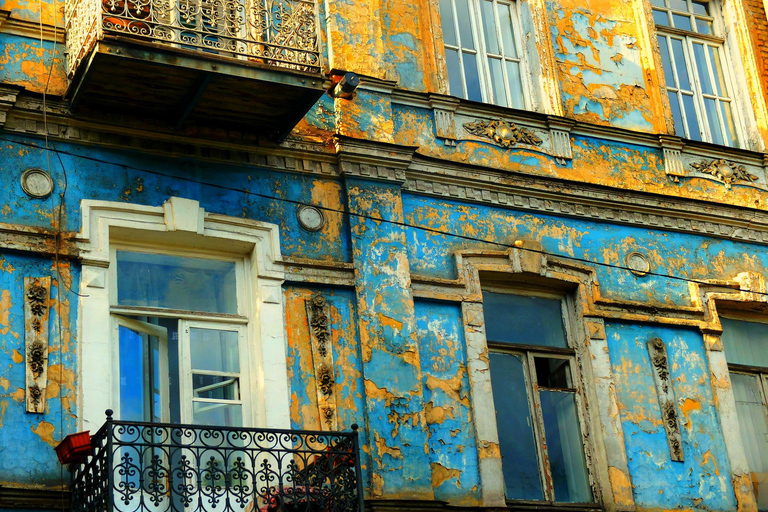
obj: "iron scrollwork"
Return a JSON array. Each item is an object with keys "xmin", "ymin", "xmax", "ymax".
[
  {"xmin": 70, "ymin": 416, "xmax": 362, "ymax": 512},
  {"xmin": 647, "ymin": 337, "xmax": 684, "ymax": 462},
  {"xmin": 66, "ymin": 0, "xmax": 321, "ymax": 77}
]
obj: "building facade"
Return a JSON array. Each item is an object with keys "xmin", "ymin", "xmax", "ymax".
[{"xmin": 1, "ymin": 0, "xmax": 768, "ymax": 511}]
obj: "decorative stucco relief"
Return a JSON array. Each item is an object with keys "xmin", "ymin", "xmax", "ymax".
[
  {"xmin": 462, "ymin": 119, "xmax": 543, "ymax": 148},
  {"xmin": 647, "ymin": 338, "xmax": 684, "ymax": 462},
  {"xmin": 306, "ymin": 292, "xmax": 338, "ymax": 429},
  {"xmin": 24, "ymin": 276, "xmax": 50, "ymax": 413}
]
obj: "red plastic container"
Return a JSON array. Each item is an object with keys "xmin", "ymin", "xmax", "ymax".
[{"xmin": 54, "ymin": 431, "xmax": 92, "ymax": 464}]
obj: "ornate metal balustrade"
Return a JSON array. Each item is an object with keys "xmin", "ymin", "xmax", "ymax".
[
  {"xmin": 70, "ymin": 411, "xmax": 363, "ymax": 512},
  {"xmin": 64, "ymin": 0, "xmax": 321, "ymax": 78}
]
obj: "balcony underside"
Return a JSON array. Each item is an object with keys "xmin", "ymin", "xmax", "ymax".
[{"xmin": 68, "ymin": 38, "xmax": 325, "ymax": 141}]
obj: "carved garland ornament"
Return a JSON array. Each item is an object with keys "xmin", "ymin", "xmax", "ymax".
[
  {"xmin": 689, "ymin": 159, "xmax": 758, "ymax": 189},
  {"xmin": 463, "ymin": 119, "xmax": 543, "ymax": 148}
]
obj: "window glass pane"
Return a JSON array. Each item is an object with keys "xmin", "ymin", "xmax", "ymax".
[
  {"xmin": 440, "ymin": 0, "xmax": 457, "ymax": 46},
  {"xmin": 720, "ymin": 102, "xmax": 738, "ymax": 147},
  {"xmin": 119, "ymin": 326, "xmax": 149, "ymax": 422},
  {"xmin": 190, "ymin": 327, "xmax": 240, "ymax": 373},
  {"xmin": 489, "ymin": 352, "xmax": 544, "ymax": 500},
  {"xmin": 506, "ymin": 61, "xmax": 525, "ymax": 109},
  {"xmin": 691, "ymin": 1, "xmax": 708, "ymax": 15},
  {"xmin": 650, "ymin": 0, "xmax": 665, "ymax": 6},
  {"xmin": 668, "ymin": 92, "xmax": 685, "ymax": 136},
  {"xmin": 696, "ymin": 18, "xmax": 712, "ymax": 35},
  {"xmin": 498, "ymin": 3, "xmax": 517, "ymax": 57},
  {"xmin": 445, "ymin": 48, "xmax": 464, "ymax": 98},
  {"xmin": 193, "ymin": 375, "xmax": 239, "ymax": 400},
  {"xmin": 731, "ymin": 374, "xmax": 768, "ymax": 509},
  {"xmin": 709, "ymin": 46, "xmax": 727, "ymax": 96},
  {"xmin": 722, "ymin": 318, "xmax": 768, "ymax": 368},
  {"xmin": 483, "ymin": 292, "xmax": 568, "ymax": 347},
  {"xmin": 653, "ymin": 8, "xmax": 670, "ymax": 27},
  {"xmin": 463, "ymin": 52, "xmax": 483, "ymax": 102},
  {"xmin": 693, "ymin": 43, "xmax": 712, "ymax": 95},
  {"xmin": 455, "ymin": 0, "xmax": 475, "ymax": 50},
  {"xmin": 489, "ymin": 58, "xmax": 507, "ymax": 107},
  {"xmin": 658, "ymin": 37, "xmax": 675, "ymax": 88},
  {"xmin": 540, "ymin": 391, "xmax": 592, "ymax": 503},
  {"xmin": 668, "ymin": 0, "xmax": 687, "ymax": 10},
  {"xmin": 671, "ymin": 39, "xmax": 690, "ymax": 90},
  {"xmin": 535, "ymin": 357, "xmax": 573, "ymax": 389},
  {"xmin": 704, "ymin": 98, "xmax": 723, "ymax": 145},
  {"xmin": 672, "ymin": 13, "xmax": 692, "ymax": 31},
  {"xmin": 117, "ymin": 251, "xmax": 237, "ymax": 314},
  {"xmin": 682, "ymin": 94, "xmax": 701, "ymax": 139},
  {"xmin": 481, "ymin": 0, "xmax": 499, "ymax": 54},
  {"xmin": 193, "ymin": 402, "xmax": 242, "ymax": 427}
]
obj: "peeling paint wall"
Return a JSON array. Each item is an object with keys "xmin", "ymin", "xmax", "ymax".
[
  {"xmin": 2, "ymin": 0, "xmax": 768, "ymax": 508},
  {"xmin": 0, "ymin": 252, "xmax": 78, "ymax": 487}
]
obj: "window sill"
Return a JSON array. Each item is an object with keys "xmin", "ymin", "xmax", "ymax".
[{"xmin": 505, "ymin": 501, "xmax": 602, "ymax": 512}]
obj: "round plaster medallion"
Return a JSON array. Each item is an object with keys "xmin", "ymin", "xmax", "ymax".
[
  {"xmin": 21, "ymin": 168, "xmax": 54, "ymax": 199},
  {"xmin": 626, "ymin": 251, "xmax": 651, "ymax": 277},
  {"xmin": 297, "ymin": 205, "xmax": 325, "ymax": 232}
]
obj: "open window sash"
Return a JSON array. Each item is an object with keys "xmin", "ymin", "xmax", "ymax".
[{"xmin": 115, "ymin": 315, "xmax": 171, "ymax": 423}]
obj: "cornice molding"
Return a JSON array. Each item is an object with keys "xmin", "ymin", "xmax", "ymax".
[
  {"xmin": 405, "ymin": 156, "xmax": 768, "ymax": 246},
  {"xmin": 0, "ymin": 15, "xmax": 65, "ymax": 43},
  {"xmin": 334, "ymin": 135, "xmax": 417, "ymax": 184},
  {"xmin": 5, "ymin": 92, "xmax": 768, "ymax": 245}
]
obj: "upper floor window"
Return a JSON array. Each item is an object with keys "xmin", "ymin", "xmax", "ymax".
[
  {"xmin": 439, "ymin": 0, "xmax": 530, "ymax": 109},
  {"xmin": 652, "ymin": 0, "xmax": 741, "ymax": 146},
  {"xmin": 113, "ymin": 249, "xmax": 250, "ymax": 426},
  {"xmin": 483, "ymin": 290, "xmax": 593, "ymax": 503},
  {"xmin": 721, "ymin": 317, "xmax": 768, "ymax": 510}
]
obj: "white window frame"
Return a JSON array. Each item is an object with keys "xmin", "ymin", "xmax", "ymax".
[
  {"xmin": 108, "ymin": 244, "xmax": 252, "ymax": 425},
  {"xmin": 717, "ymin": 313, "xmax": 768, "ymax": 509},
  {"xmin": 652, "ymin": 0, "xmax": 747, "ymax": 147},
  {"xmin": 76, "ymin": 197, "xmax": 290, "ymax": 432},
  {"xmin": 483, "ymin": 287, "xmax": 594, "ymax": 504},
  {"xmin": 440, "ymin": 0, "xmax": 533, "ymax": 109}
]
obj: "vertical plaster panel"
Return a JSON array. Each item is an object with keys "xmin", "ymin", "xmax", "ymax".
[
  {"xmin": 345, "ymin": 178, "xmax": 433, "ymax": 499},
  {"xmin": 460, "ymin": 301, "xmax": 506, "ymax": 507}
]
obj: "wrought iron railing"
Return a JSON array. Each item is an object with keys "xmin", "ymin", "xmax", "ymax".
[
  {"xmin": 70, "ymin": 411, "xmax": 363, "ymax": 512},
  {"xmin": 64, "ymin": 0, "xmax": 321, "ymax": 78}
]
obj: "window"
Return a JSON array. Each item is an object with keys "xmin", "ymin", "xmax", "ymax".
[
  {"xmin": 78, "ymin": 197, "xmax": 291, "ymax": 436},
  {"xmin": 483, "ymin": 290, "xmax": 593, "ymax": 503},
  {"xmin": 439, "ymin": 0, "xmax": 530, "ymax": 108},
  {"xmin": 112, "ymin": 249, "xmax": 250, "ymax": 426},
  {"xmin": 652, "ymin": 0, "xmax": 741, "ymax": 146},
  {"xmin": 721, "ymin": 317, "xmax": 768, "ymax": 510}
]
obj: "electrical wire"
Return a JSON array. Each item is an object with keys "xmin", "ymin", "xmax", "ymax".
[
  {"xmin": 5, "ymin": 135, "xmax": 768, "ymax": 298},
  {"xmin": 36, "ymin": 5, "xmax": 68, "ymax": 507}
]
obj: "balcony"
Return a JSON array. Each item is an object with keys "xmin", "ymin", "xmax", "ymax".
[
  {"xmin": 70, "ymin": 413, "xmax": 363, "ymax": 512},
  {"xmin": 64, "ymin": 0, "xmax": 325, "ymax": 140}
]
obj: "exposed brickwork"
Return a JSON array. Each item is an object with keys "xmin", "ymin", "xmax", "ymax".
[{"xmin": 744, "ymin": 0, "xmax": 768, "ymax": 104}]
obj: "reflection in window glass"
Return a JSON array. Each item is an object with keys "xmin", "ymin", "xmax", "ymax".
[
  {"xmin": 653, "ymin": 0, "xmax": 740, "ymax": 146},
  {"xmin": 730, "ymin": 373, "xmax": 768, "ymax": 510},
  {"xmin": 117, "ymin": 251, "xmax": 237, "ymax": 314},
  {"xmin": 489, "ymin": 352, "xmax": 544, "ymax": 500},
  {"xmin": 485, "ymin": 291, "xmax": 593, "ymax": 504},
  {"xmin": 440, "ymin": 0, "xmax": 528, "ymax": 107},
  {"xmin": 722, "ymin": 318, "xmax": 768, "ymax": 368},
  {"xmin": 483, "ymin": 291, "xmax": 567, "ymax": 347},
  {"xmin": 540, "ymin": 391, "xmax": 592, "ymax": 502}
]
